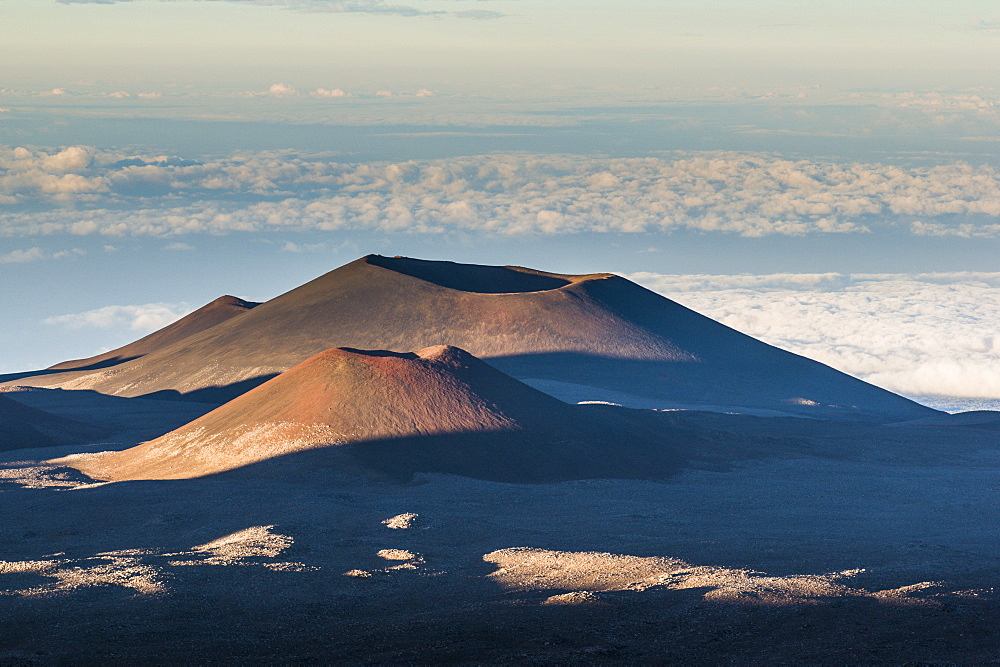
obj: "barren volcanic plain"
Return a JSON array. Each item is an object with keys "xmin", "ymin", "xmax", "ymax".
[{"xmin": 1, "ymin": 255, "xmax": 999, "ymax": 662}]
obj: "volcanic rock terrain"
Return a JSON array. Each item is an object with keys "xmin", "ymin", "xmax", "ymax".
[
  {"xmin": 48, "ymin": 295, "xmax": 259, "ymax": 373},
  {"xmin": 0, "ymin": 392, "xmax": 106, "ymax": 452},
  {"xmin": 1, "ymin": 255, "xmax": 998, "ymax": 663},
  {"xmin": 64, "ymin": 345, "xmax": 686, "ymax": 482},
  {"xmin": 5, "ymin": 255, "xmax": 935, "ymax": 421}
]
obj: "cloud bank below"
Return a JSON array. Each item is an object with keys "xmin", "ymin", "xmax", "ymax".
[
  {"xmin": 628, "ymin": 271, "xmax": 1000, "ymax": 410},
  {"xmin": 2, "ymin": 147, "xmax": 998, "ymax": 239}
]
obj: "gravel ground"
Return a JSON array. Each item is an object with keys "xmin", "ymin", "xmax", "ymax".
[{"xmin": 1, "ymin": 391, "xmax": 999, "ymax": 662}]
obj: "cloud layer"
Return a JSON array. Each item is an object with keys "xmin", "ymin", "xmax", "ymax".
[
  {"xmin": 44, "ymin": 302, "xmax": 192, "ymax": 332},
  {"xmin": 627, "ymin": 271, "xmax": 1000, "ymax": 406},
  {"xmin": 0, "ymin": 246, "xmax": 85, "ymax": 263},
  {"xmin": 2, "ymin": 147, "xmax": 998, "ymax": 239}
]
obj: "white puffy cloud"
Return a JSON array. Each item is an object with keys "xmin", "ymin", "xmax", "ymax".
[
  {"xmin": 0, "ymin": 247, "xmax": 84, "ymax": 263},
  {"xmin": 281, "ymin": 240, "xmax": 328, "ymax": 252},
  {"xmin": 0, "ymin": 247, "xmax": 46, "ymax": 263},
  {"xmin": 44, "ymin": 303, "xmax": 192, "ymax": 333},
  {"xmin": 51, "ymin": 248, "xmax": 87, "ymax": 260},
  {"xmin": 41, "ymin": 146, "xmax": 93, "ymax": 172},
  {"xmin": 626, "ymin": 271, "xmax": 1000, "ymax": 405},
  {"xmin": 1, "ymin": 147, "xmax": 998, "ymax": 238},
  {"xmin": 911, "ymin": 220, "xmax": 1000, "ymax": 238},
  {"xmin": 312, "ymin": 88, "xmax": 347, "ymax": 97},
  {"xmin": 267, "ymin": 83, "xmax": 297, "ymax": 97},
  {"xmin": 0, "ymin": 146, "xmax": 107, "ymax": 201},
  {"xmin": 281, "ymin": 239, "xmax": 355, "ymax": 253}
]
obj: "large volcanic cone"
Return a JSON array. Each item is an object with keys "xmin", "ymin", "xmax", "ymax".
[{"xmin": 21, "ymin": 255, "xmax": 935, "ymax": 421}]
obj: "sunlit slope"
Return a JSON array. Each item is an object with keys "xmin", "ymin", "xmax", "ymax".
[{"xmin": 66, "ymin": 345, "xmax": 681, "ymax": 482}]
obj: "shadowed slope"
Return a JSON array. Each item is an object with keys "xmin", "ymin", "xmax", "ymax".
[
  {"xmin": 48, "ymin": 295, "xmax": 260, "ymax": 373},
  {"xmin": 63, "ymin": 345, "xmax": 681, "ymax": 482},
  {"xmin": 367, "ymin": 255, "xmax": 572, "ymax": 293},
  {"xmin": 26, "ymin": 255, "xmax": 934, "ymax": 421},
  {"xmin": 0, "ymin": 393, "xmax": 107, "ymax": 452}
]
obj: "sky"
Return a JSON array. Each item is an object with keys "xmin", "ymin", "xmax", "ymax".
[{"xmin": 2, "ymin": 0, "xmax": 999, "ymax": 410}]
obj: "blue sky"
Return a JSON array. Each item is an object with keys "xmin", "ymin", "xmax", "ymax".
[{"xmin": 1, "ymin": 0, "xmax": 999, "ymax": 408}]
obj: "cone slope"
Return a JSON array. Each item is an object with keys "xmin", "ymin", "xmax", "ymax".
[
  {"xmin": 0, "ymin": 393, "xmax": 107, "ymax": 452},
  {"xmin": 49, "ymin": 295, "xmax": 259, "ymax": 373},
  {"xmin": 71, "ymin": 345, "xmax": 600, "ymax": 481}
]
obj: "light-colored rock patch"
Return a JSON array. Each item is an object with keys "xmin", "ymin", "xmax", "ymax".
[
  {"xmin": 0, "ymin": 526, "xmax": 316, "ymax": 598},
  {"xmin": 192, "ymin": 525, "xmax": 293, "ymax": 562},
  {"xmin": 0, "ymin": 463, "xmax": 107, "ymax": 490},
  {"xmin": 485, "ymin": 548, "xmax": 943, "ymax": 607},
  {"xmin": 543, "ymin": 591, "xmax": 602, "ymax": 605},
  {"xmin": 343, "ymin": 569, "xmax": 372, "ymax": 578},
  {"xmin": 382, "ymin": 512, "xmax": 420, "ymax": 529},
  {"xmin": 170, "ymin": 525, "xmax": 316, "ymax": 572},
  {"xmin": 0, "ymin": 555, "xmax": 167, "ymax": 597}
]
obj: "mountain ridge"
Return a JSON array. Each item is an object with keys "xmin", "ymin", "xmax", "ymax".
[
  {"xmin": 8, "ymin": 255, "xmax": 936, "ymax": 421},
  {"xmin": 47, "ymin": 294, "xmax": 260, "ymax": 373}
]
